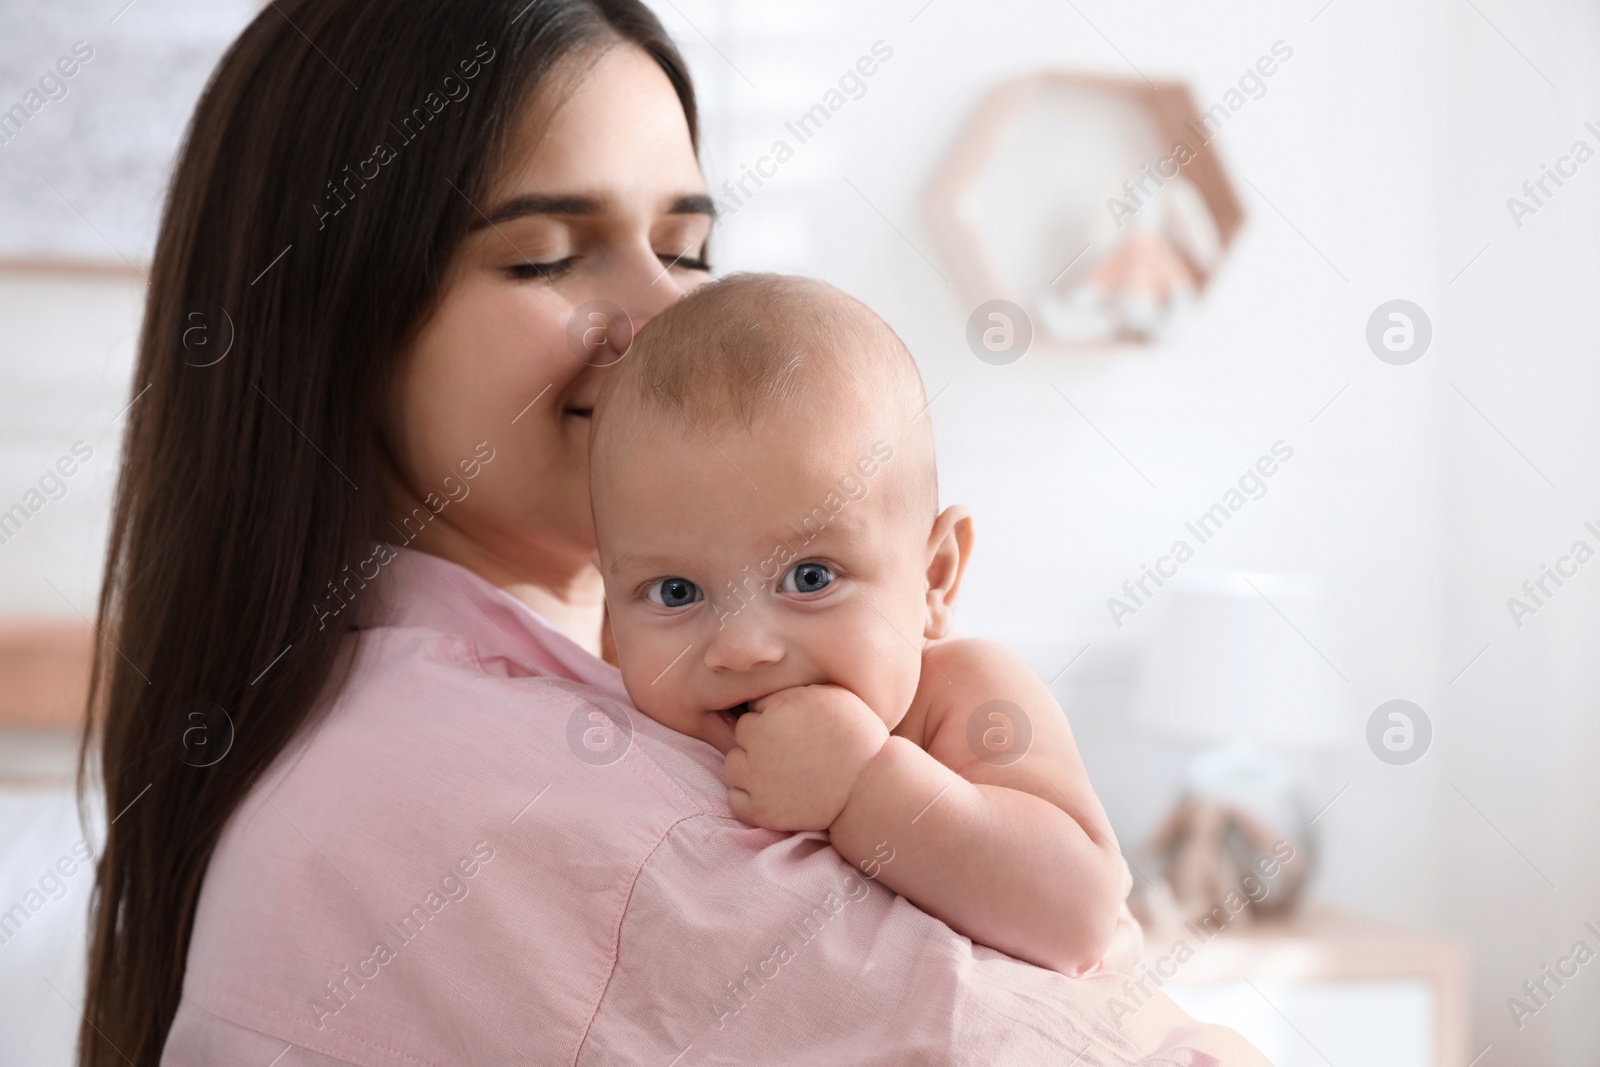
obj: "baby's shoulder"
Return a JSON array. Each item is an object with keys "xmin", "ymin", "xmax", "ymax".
[
  {"xmin": 905, "ymin": 636, "xmax": 1040, "ymax": 744},
  {"xmin": 920, "ymin": 634, "xmax": 1028, "ymax": 677}
]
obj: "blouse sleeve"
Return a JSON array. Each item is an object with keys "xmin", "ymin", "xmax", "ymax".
[{"xmin": 576, "ymin": 812, "xmax": 1267, "ymax": 1066}]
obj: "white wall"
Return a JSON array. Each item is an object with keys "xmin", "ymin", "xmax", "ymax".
[
  {"xmin": 0, "ymin": 273, "xmax": 140, "ymax": 615},
  {"xmin": 1435, "ymin": 1, "xmax": 1600, "ymax": 1060}
]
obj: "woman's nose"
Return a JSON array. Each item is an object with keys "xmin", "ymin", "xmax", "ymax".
[
  {"xmin": 702, "ymin": 610, "xmax": 785, "ymax": 673},
  {"xmin": 610, "ymin": 243, "xmax": 705, "ymax": 338},
  {"xmin": 570, "ymin": 300, "xmax": 636, "ymax": 365}
]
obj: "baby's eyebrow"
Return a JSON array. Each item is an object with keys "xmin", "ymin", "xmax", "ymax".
[
  {"xmin": 605, "ymin": 551, "xmax": 685, "ymax": 577},
  {"xmin": 784, "ymin": 506, "xmax": 872, "ymax": 547},
  {"xmin": 604, "ymin": 511, "xmax": 876, "ymax": 578}
]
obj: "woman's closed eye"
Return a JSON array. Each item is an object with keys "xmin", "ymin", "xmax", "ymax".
[
  {"xmin": 508, "ymin": 248, "xmax": 708, "ymax": 282},
  {"xmin": 780, "ymin": 561, "xmax": 835, "ymax": 596},
  {"xmin": 657, "ymin": 246, "xmax": 711, "ymax": 273},
  {"xmin": 646, "ymin": 576, "xmax": 702, "ymax": 609},
  {"xmin": 507, "ymin": 256, "xmax": 578, "ymax": 281}
]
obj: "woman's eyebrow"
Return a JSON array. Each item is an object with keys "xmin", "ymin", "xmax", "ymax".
[
  {"xmin": 472, "ymin": 193, "xmax": 605, "ymax": 229},
  {"xmin": 669, "ymin": 194, "xmax": 716, "ymax": 218},
  {"xmin": 471, "ymin": 192, "xmax": 716, "ymax": 230}
]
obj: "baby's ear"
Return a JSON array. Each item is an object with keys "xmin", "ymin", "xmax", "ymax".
[{"xmin": 923, "ymin": 505, "xmax": 974, "ymax": 639}]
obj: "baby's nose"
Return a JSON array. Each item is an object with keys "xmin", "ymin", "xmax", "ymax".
[{"xmin": 702, "ymin": 610, "xmax": 785, "ymax": 672}]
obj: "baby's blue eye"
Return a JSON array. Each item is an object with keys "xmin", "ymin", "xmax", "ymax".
[
  {"xmin": 647, "ymin": 577, "xmax": 702, "ymax": 609},
  {"xmin": 781, "ymin": 562, "xmax": 834, "ymax": 595}
]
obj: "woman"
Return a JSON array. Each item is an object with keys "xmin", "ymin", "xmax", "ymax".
[{"xmin": 81, "ymin": 1, "xmax": 1265, "ymax": 1063}]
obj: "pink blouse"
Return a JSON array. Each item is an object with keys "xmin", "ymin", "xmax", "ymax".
[{"xmin": 161, "ymin": 546, "xmax": 1264, "ymax": 1066}]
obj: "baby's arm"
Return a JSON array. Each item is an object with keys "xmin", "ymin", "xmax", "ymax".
[{"xmin": 826, "ymin": 638, "xmax": 1128, "ymax": 974}]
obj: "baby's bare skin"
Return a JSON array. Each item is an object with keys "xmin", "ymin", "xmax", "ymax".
[
  {"xmin": 590, "ymin": 277, "xmax": 1131, "ymax": 975},
  {"xmin": 733, "ymin": 636, "xmax": 1133, "ymax": 975}
]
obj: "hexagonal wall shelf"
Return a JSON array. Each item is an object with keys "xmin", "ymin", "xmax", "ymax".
[{"xmin": 925, "ymin": 72, "xmax": 1244, "ymax": 349}]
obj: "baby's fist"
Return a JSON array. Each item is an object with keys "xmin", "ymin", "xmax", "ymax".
[{"xmin": 724, "ymin": 684, "xmax": 888, "ymax": 831}]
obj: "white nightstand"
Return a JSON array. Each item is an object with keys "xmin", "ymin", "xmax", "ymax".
[{"xmin": 1140, "ymin": 909, "xmax": 1470, "ymax": 1067}]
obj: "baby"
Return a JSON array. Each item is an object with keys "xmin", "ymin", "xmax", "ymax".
[{"xmin": 588, "ymin": 273, "xmax": 1133, "ymax": 975}]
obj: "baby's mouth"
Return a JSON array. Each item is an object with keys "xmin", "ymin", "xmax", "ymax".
[{"xmin": 717, "ymin": 702, "xmax": 752, "ymax": 724}]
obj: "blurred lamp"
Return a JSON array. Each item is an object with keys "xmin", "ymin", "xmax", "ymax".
[{"xmin": 1136, "ymin": 571, "xmax": 1346, "ymax": 751}]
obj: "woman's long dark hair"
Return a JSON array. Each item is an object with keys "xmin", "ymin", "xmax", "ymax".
[{"xmin": 78, "ymin": 2, "xmax": 696, "ymax": 1062}]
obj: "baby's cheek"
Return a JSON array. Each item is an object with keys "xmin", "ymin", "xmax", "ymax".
[
  {"xmin": 608, "ymin": 631, "xmax": 657, "ymax": 712},
  {"xmin": 616, "ymin": 647, "xmax": 700, "ymax": 733},
  {"xmin": 619, "ymin": 660, "xmax": 667, "ymax": 717},
  {"xmin": 848, "ymin": 632, "xmax": 921, "ymax": 730},
  {"xmin": 622, "ymin": 674, "xmax": 692, "ymax": 735}
]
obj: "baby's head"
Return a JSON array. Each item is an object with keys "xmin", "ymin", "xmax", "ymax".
[{"xmin": 590, "ymin": 273, "xmax": 971, "ymax": 754}]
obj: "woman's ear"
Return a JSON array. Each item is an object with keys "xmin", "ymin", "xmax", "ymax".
[{"xmin": 923, "ymin": 505, "xmax": 974, "ymax": 639}]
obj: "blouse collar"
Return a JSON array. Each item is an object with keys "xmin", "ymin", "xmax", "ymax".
[{"xmin": 358, "ymin": 543, "xmax": 630, "ymax": 703}]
